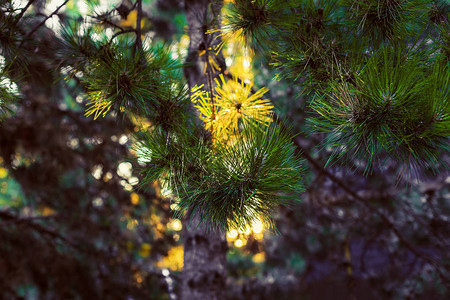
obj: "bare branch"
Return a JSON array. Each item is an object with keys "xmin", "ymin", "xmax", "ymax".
[
  {"xmin": 109, "ymin": 28, "xmax": 137, "ymax": 45},
  {"xmin": 13, "ymin": 0, "xmax": 36, "ymax": 25},
  {"xmin": 20, "ymin": 0, "xmax": 70, "ymax": 46}
]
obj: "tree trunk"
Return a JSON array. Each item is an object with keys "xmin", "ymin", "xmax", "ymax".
[
  {"xmin": 181, "ymin": 214, "xmax": 227, "ymax": 300},
  {"xmin": 181, "ymin": 0, "xmax": 227, "ymax": 299}
]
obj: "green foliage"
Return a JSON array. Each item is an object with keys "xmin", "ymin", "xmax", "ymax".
[
  {"xmin": 223, "ymin": 0, "xmax": 297, "ymax": 50},
  {"xmin": 309, "ymin": 46, "xmax": 449, "ymax": 174},
  {"xmin": 269, "ymin": 0, "xmax": 362, "ymax": 92},
  {"xmin": 136, "ymin": 123, "xmax": 305, "ymax": 231},
  {"xmin": 0, "ymin": 84, "xmax": 15, "ymax": 120},
  {"xmin": 61, "ymin": 0, "xmax": 307, "ymax": 232},
  {"xmin": 228, "ymin": 0, "xmax": 449, "ymax": 177},
  {"xmin": 1, "ymin": 0, "xmax": 449, "ymax": 298},
  {"xmin": 82, "ymin": 42, "xmax": 182, "ymax": 119},
  {"xmin": 57, "ymin": 23, "xmax": 99, "ymax": 73},
  {"xmin": 428, "ymin": 0, "xmax": 450, "ymax": 26},
  {"xmin": 135, "ymin": 124, "xmax": 211, "ymax": 191},
  {"xmin": 435, "ymin": 23, "xmax": 450, "ymax": 60},
  {"xmin": 0, "ymin": 3, "xmax": 21, "ymax": 63},
  {"xmin": 341, "ymin": 0, "xmax": 430, "ymax": 44},
  {"xmin": 0, "ymin": 69, "xmax": 18, "ymax": 120},
  {"xmin": 194, "ymin": 124, "xmax": 304, "ymax": 231}
]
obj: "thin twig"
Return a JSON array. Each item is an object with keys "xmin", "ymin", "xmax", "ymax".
[
  {"xmin": 13, "ymin": 0, "xmax": 36, "ymax": 25},
  {"xmin": 287, "ymin": 131, "xmax": 443, "ymax": 269},
  {"xmin": 1, "ymin": 213, "xmax": 58, "ymax": 225},
  {"xmin": 0, "ymin": 210, "xmax": 71, "ymax": 244},
  {"xmin": 109, "ymin": 28, "xmax": 137, "ymax": 45},
  {"xmin": 20, "ymin": 0, "xmax": 70, "ymax": 46},
  {"xmin": 99, "ymin": 17, "xmax": 127, "ymax": 31}
]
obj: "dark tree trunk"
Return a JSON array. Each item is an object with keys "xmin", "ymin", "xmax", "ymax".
[
  {"xmin": 181, "ymin": 0, "xmax": 227, "ymax": 299},
  {"xmin": 181, "ymin": 214, "xmax": 227, "ymax": 300}
]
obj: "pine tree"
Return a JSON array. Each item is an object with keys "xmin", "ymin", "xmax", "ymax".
[{"xmin": 0, "ymin": 0, "xmax": 448, "ymax": 299}]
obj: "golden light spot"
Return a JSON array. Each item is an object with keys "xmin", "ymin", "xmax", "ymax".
[
  {"xmin": 0, "ymin": 167, "xmax": 7, "ymax": 179},
  {"xmin": 227, "ymin": 229, "xmax": 238, "ymax": 239},
  {"xmin": 252, "ymin": 252, "xmax": 265, "ymax": 263},
  {"xmin": 39, "ymin": 206, "xmax": 56, "ymax": 216},
  {"xmin": 91, "ymin": 164, "xmax": 103, "ymax": 180},
  {"xmin": 170, "ymin": 203, "xmax": 179, "ymax": 211},
  {"xmin": 130, "ymin": 192, "xmax": 140, "ymax": 205},
  {"xmin": 138, "ymin": 243, "xmax": 151, "ymax": 258},
  {"xmin": 119, "ymin": 10, "xmax": 145, "ymax": 29},
  {"xmin": 117, "ymin": 162, "xmax": 132, "ymax": 178},
  {"xmin": 135, "ymin": 273, "xmax": 144, "ymax": 283},
  {"xmin": 103, "ymin": 171, "xmax": 113, "ymax": 182},
  {"xmin": 252, "ymin": 219, "xmax": 263, "ymax": 234},
  {"xmin": 129, "ymin": 177, "xmax": 139, "ymax": 186},
  {"xmin": 234, "ymin": 239, "xmax": 244, "ymax": 248},
  {"xmin": 157, "ymin": 246, "xmax": 184, "ymax": 271},
  {"xmin": 238, "ymin": 227, "xmax": 251, "ymax": 235},
  {"xmin": 167, "ymin": 219, "xmax": 182, "ymax": 231},
  {"xmin": 254, "ymin": 232, "xmax": 264, "ymax": 240},
  {"xmin": 127, "ymin": 218, "xmax": 138, "ymax": 230}
]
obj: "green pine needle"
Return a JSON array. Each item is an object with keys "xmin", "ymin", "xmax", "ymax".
[
  {"xmin": 309, "ymin": 46, "xmax": 449, "ymax": 175},
  {"xmin": 82, "ymin": 41, "xmax": 183, "ymax": 119},
  {"xmin": 178, "ymin": 123, "xmax": 305, "ymax": 231}
]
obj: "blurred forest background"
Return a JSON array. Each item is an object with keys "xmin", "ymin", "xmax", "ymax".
[{"xmin": 0, "ymin": 0, "xmax": 449, "ymax": 299}]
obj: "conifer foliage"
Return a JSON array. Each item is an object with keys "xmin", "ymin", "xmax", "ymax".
[
  {"xmin": 0, "ymin": 0, "xmax": 449, "ymax": 298},
  {"xmin": 47, "ymin": 0, "xmax": 305, "ymax": 231},
  {"xmin": 1, "ymin": 0, "xmax": 447, "ymax": 230},
  {"xmin": 225, "ymin": 0, "xmax": 449, "ymax": 176}
]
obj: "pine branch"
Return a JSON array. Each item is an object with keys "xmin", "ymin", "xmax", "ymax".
[{"xmin": 288, "ymin": 131, "xmax": 445, "ymax": 272}]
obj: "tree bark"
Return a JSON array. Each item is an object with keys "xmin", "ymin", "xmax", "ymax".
[
  {"xmin": 181, "ymin": 213, "xmax": 227, "ymax": 300},
  {"xmin": 181, "ymin": 0, "xmax": 227, "ymax": 299}
]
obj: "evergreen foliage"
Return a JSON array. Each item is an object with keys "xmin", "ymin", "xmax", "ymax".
[
  {"xmin": 51, "ymin": 3, "xmax": 305, "ymax": 231},
  {"xmin": 0, "ymin": 0, "xmax": 449, "ymax": 298},
  {"xmin": 309, "ymin": 46, "xmax": 449, "ymax": 174},
  {"xmin": 0, "ymin": 0, "xmax": 447, "ymax": 228},
  {"xmin": 137, "ymin": 123, "xmax": 304, "ymax": 231},
  {"xmin": 0, "ymin": 71, "xmax": 18, "ymax": 120},
  {"xmin": 224, "ymin": 0, "xmax": 449, "ymax": 176}
]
